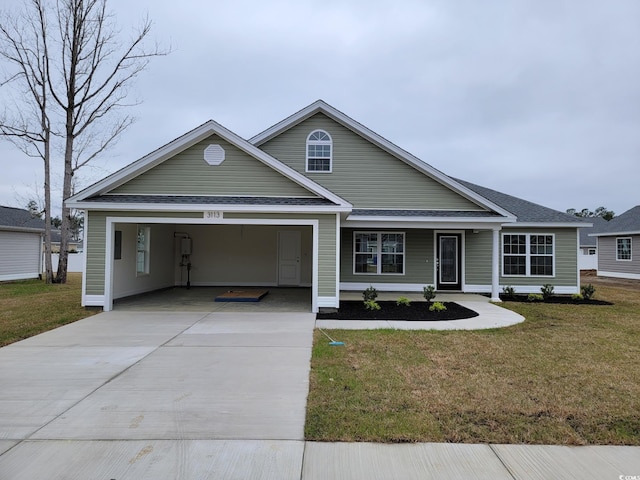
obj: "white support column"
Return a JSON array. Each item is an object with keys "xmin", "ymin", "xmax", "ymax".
[{"xmin": 491, "ymin": 226, "xmax": 502, "ymax": 302}]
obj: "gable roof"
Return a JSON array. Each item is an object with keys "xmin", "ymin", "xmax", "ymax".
[
  {"xmin": 250, "ymin": 100, "xmax": 516, "ymax": 221},
  {"xmin": 67, "ymin": 119, "xmax": 351, "ymax": 210},
  {"xmin": 0, "ymin": 206, "xmax": 45, "ymax": 233},
  {"xmin": 591, "ymin": 206, "xmax": 640, "ymax": 236},
  {"xmin": 454, "ymin": 179, "xmax": 592, "ymax": 226},
  {"xmin": 578, "ymin": 217, "xmax": 609, "ymax": 247}
]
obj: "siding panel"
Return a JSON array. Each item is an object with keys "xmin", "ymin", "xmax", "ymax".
[
  {"xmin": 598, "ymin": 235, "xmax": 640, "ymax": 275},
  {"xmin": 260, "ymin": 113, "xmax": 485, "ymax": 210},
  {"xmin": 0, "ymin": 231, "xmax": 41, "ymax": 281}
]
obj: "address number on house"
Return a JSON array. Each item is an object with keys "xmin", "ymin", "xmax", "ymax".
[{"xmin": 204, "ymin": 211, "xmax": 224, "ymax": 220}]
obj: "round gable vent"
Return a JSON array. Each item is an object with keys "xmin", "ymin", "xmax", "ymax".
[{"xmin": 204, "ymin": 144, "xmax": 225, "ymax": 165}]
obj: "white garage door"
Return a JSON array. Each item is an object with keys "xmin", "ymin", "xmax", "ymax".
[{"xmin": 0, "ymin": 231, "xmax": 42, "ymax": 281}]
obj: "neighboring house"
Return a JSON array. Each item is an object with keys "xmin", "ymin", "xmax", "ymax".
[
  {"xmin": 0, "ymin": 206, "xmax": 45, "ymax": 282},
  {"xmin": 591, "ymin": 206, "xmax": 640, "ymax": 280},
  {"xmin": 67, "ymin": 100, "xmax": 589, "ymax": 312},
  {"xmin": 578, "ymin": 217, "xmax": 609, "ymax": 270},
  {"xmin": 49, "ymin": 230, "xmax": 82, "ymax": 253}
]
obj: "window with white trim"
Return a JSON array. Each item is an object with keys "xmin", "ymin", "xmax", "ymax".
[
  {"xmin": 306, "ymin": 130, "xmax": 332, "ymax": 172},
  {"xmin": 503, "ymin": 233, "xmax": 554, "ymax": 277},
  {"xmin": 354, "ymin": 232, "xmax": 405, "ymax": 275},
  {"xmin": 616, "ymin": 237, "xmax": 632, "ymax": 261},
  {"xmin": 136, "ymin": 226, "xmax": 150, "ymax": 275}
]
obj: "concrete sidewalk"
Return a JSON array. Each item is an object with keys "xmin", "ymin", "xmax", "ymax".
[{"xmin": 1, "ymin": 309, "xmax": 638, "ymax": 479}]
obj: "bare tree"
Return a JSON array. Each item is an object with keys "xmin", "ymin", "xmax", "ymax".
[{"xmin": 0, "ymin": 0, "xmax": 167, "ymax": 283}]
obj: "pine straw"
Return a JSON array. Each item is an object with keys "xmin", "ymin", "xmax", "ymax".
[{"xmin": 306, "ymin": 278, "xmax": 640, "ymax": 445}]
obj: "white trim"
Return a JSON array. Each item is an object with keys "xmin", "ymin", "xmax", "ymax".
[
  {"xmin": 352, "ymin": 231, "xmax": 406, "ymax": 276},
  {"xmin": 0, "ymin": 272, "xmax": 41, "ymax": 282},
  {"xmin": 250, "ymin": 100, "xmax": 516, "ymax": 220},
  {"xmin": 317, "ymin": 296, "xmax": 339, "ymax": 308},
  {"xmin": 502, "ymin": 232, "xmax": 556, "ymax": 278},
  {"xmin": 306, "ymin": 129, "xmax": 333, "ymax": 173},
  {"xmin": 503, "ymin": 223, "xmax": 587, "ymax": 228},
  {"xmin": 616, "ymin": 237, "xmax": 632, "ymax": 262},
  {"xmin": 342, "ymin": 220, "xmax": 509, "ymax": 230},
  {"xmin": 491, "ymin": 227, "xmax": 501, "ymax": 302},
  {"xmin": 67, "ymin": 119, "xmax": 351, "ymax": 210},
  {"xmin": 335, "ymin": 214, "xmax": 341, "ymax": 303},
  {"xmin": 0, "ymin": 226, "xmax": 46, "ymax": 234},
  {"xmin": 591, "ymin": 230, "xmax": 640, "ymax": 237},
  {"xmin": 84, "ymin": 294, "xmax": 105, "ymax": 307},
  {"xmin": 66, "ymin": 201, "xmax": 350, "ymax": 213},
  {"xmin": 81, "ymin": 212, "xmax": 89, "ymax": 307},
  {"xmin": 101, "ymin": 216, "xmax": 321, "ymax": 313},
  {"xmin": 597, "ymin": 270, "xmax": 640, "ymax": 280}
]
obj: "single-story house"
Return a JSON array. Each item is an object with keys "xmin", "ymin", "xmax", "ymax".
[
  {"xmin": 49, "ymin": 230, "xmax": 82, "ymax": 253},
  {"xmin": 67, "ymin": 100, "xmax": 589, "ymax": 312},
  {"xmin": 0, "ymin": 206, "xmax": 45, "ymax": 282},
  {"xmin": 591, "ymin": 205, "xmax": 640, "ymax": 280},
  {"xmin": 578, "ymin": 216, "xmax": 609, "ymax": 270}
]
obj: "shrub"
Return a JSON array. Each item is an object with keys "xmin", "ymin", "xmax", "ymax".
[
  {"xmin": 581, "ymin": 284, "xmax": 596, "ymax": 301},
  {"xmin": 429, "ymin": 301, "xmax": 447, "ymax": 312},
  {"xmin": 363, "ymin": 285, "xmax": 378, "ymax": 302},
  {"xmin": 572, "ymin": 293, "xmax": 584, "ymax": 301},
  {"xmin": 527, "ymin": 293, "xmax": 544, "ymax": 302},
  {"xmin": 502, "ymin": 285, "xmax": 516, "ymax": 298},
  {"xmin": 422, "ymin": 285, "xmax": 436, "ymax": 303},
  {"xmin": 364, "ymin": 300, "xmax": 381, "ymax": 311},
  {"xmin": 396, "ymin": 296, "xmax": 411, "ymax": 307},
  {"xmin": 541, "ymin": 284, "xmax": 555, "ymax": 301}
]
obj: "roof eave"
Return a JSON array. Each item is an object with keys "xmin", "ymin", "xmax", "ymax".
[
  {"xmin": 591, "ymin": 230, "xmax": 640, "ymax": 237},
  {"xmin": 65, "ymin": 201, "xmax": 351, "ymax": 214}
]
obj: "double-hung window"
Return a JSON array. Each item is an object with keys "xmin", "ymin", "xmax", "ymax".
[
  {"xmin": 616, "ymin": 237, "xmax": 632, "ymax": 261},
  {"xmin": 354, "ymin": 232, "xmax": 405, "ymax": 275},
  {"xmin": 503, "ymin": 233, "xmax": 554, "ymax": 277},
  {"xmin": 136, "ymin": 226, "xmax": 150, "ymax": 275},
  {"xmin": 306, "ymin": 130, "xmax": 332, "ymax": 172}
]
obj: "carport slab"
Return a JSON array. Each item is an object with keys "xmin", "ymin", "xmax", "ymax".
[
  {"xmin": 0, "ymin": 441, "xmax": 17, "ymax": 455},
  {"xmin": 492, "ymin": 444, "xmax": 640, "ymax": 479},
  {"xmin": 32, "ymin": 345, "xmax": 311, "ymax": 440},
  {"xmin": 302, "ymin": 442, "xmax": 514, "ymax": 480},
  {"xmin": 0, "ymin": 440, "xmax": 304, "ymax": 480}
]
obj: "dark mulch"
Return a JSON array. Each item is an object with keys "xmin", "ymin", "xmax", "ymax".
[
  {"xmin": 500, "ymin": 295, "xmax": 613, "ymax": 305},
  {"xmin": 316, "ymin": 301, "xmax": 479, "ymax": 321}
]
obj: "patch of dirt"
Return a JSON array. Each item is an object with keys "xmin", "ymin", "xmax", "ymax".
[
  {"xmin": 581, "ymin": 271, "xmax": 640, "ymax": 292},
  {"xmin": 500, "ymin": 295, "xmax": 612, "ymax": 306},
  {"xmin": 316, "ymin": 301, "xmax": 479, "ymax": 321}
]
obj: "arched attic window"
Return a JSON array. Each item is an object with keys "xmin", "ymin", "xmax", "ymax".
[{"xmin": 306, "ymin": 130, "xmax": 332, "ymax": 172}]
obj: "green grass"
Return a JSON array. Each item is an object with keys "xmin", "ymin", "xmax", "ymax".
[
  {"xmin": 306, "ymin": 279, "xmax": 640, "ymax": 445},
  {"xmin": 0, "ymin": 273, "xmax": 98, "ymax": 347}
]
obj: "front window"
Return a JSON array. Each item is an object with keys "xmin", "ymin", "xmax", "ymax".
[
  {"xmin": 503, "ymin": 233, "xmax": 554, "ymax": 277},
  {"xmin": 306, "ymin": 130, "xmax": 332, "ymax": 172},
  {"xmin": 617, "ymin": 237, "xmax": 632, "ymax": 261},
  {"xmin": 354, "ymin": 232, "xmax": 404, "ymax": 275},
  {"xmin": 136, "ymin": 226, "xmax": 150, "ymax": 275}
]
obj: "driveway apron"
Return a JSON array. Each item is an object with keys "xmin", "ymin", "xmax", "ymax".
[{"xmin": 0, "ymin": 311, "xmax": 315, "ymax": 480}]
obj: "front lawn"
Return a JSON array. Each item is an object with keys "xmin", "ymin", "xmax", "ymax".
[
  {"xmin": 0, "ymin": 273, "xmax": 97, "ymax": 347},
  {"xmin": 306, "ymin": 279, "xmax": 640, "ymax": 445}
]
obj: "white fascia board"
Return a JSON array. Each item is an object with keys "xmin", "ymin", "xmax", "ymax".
[
  {"xmin": 345, "ymin": 215, "xmax": 511, "ymax": 223},
  {"xmin": 65, "ymin": 201, "xmax": 351, "ymax": 214},
  {"xmin": 591, "ymin": 230, "xmax": 640, "ymax": 237},
  {"xmin": 68, "ymin": 118, "xmax": 352, "ymax": 209},
  {"xmin": 502, "ymin": 223, "xmax": 586, "ymax": 228},
  {"xmin": 250, "ymin": 100, "xmax": 514, "ymax": 218},
  {"xmin": 341, "ymin": 220, "xmax": 509, "ymax": 230},
  {"xmin": 0, "ymin": 226, "xmax": 45, "ymax": 234}
]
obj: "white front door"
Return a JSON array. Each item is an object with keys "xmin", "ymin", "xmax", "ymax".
[{"xmin": 278, "ymin": 230, "xmax": 301, "ymax": 286}]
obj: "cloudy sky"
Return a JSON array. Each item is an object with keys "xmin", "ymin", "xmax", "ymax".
[{"xmin": 1, "ymin": 0, "xmax": 638, "ymax": 216}]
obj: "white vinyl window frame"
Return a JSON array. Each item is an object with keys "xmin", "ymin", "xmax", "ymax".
[
  {"xmin": 502, "ymin": 233, "xmax": 555, "ymax": 277},
  {"xmin": 136, "ymin": 225, "xmax": 150, "ymax": 276},
  {"xmin": 306, "ymin": 129, "xmax": 332, "ymax": 173},
  {"xmin": 353, "ymin": 231, "xmax": 405, "ymax": 276},
  {"xmin": 616, "ymin": 237, "xmax": 632, "ymax": 261}
]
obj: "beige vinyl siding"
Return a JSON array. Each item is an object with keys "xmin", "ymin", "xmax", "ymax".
[
  {"xmin": 224, "ymin": 213, "xmax": 336, "ymax": 297},
  {"xmin": 110, "ymin": 134, "xmax": 315, "ymax": 198},
  {"xmin": 340, "ymin": 229, "xmax": 434, "ymax": 285},
  {"xmin": 500, "ymin": 228, "xmax": 579, "ymax": 287},
  {"xmin": 598, "ymin": 235, "xmax": 640, "ymax": 274},
  {"xmin": 85, "ymin": 210, "xmax": 202, "ymax": 296},
  {"xmin": 259, "ymin": 113, "xmax": 485, "ymax": 210},
  {"xmin": 465, "ymin": 230, "xmax": 493, "ymax": 285}
]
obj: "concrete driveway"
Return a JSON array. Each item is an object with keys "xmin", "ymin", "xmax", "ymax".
[{"xmin": 0, "ymin": 311, "xmax": 314, "ymax": 479}]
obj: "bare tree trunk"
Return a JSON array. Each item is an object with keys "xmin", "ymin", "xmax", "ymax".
[{"xmin": 43, "ymin": 125, "xmax": 53, "ymax": 283}]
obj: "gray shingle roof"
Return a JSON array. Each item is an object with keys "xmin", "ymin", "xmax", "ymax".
[
  {"xmin": 454, "ymin": 179, "xmax": 590, "ymax": 224},
  {"xmin": 350, "ymin": 209, "xmax": 502, "ymax": 218},
  {"xmin": 595, "ymin": 205, "xmax": 640, "ymax": 235},
  {"xmin": 579, "ymin": 217, "xmax": 609, "ymax": 246},
  {"xmin": 0, "ymin": 206, "xmax": 46, "ymax": 231},
  {"xmin": 86, "ymin": 195, "xmax": 337, "ymax": 206}
]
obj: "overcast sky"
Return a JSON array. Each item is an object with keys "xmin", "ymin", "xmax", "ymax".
[{"xmin": 1, "ymin": 0, "xmax": 638, "ymax": 216}]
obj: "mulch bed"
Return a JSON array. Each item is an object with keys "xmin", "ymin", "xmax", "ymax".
[
  {"xmin": 316, "ymin": 301, "xmax": 479, "ymax": 321},
  {"xmin": 499, "ymin": 295, "xmax": 612, "ymax": 305}
]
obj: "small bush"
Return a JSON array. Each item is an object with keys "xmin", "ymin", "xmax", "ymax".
[
  {"xmin": 396, "ymin": 296, "xmax": 411, "ymax": 307},
  {"xmin": 364, "ymin": 300, "xmax": 381, "ymax": 311},
  {"xmin": 422, "ymin": 285, "xmax": 436, "ymax": 303},
  {"xmin": 527, "ymin": 293, "xmax": 544, "ymax": 302},
  {"xmin": 429, "ymin": 301, "xmax": 447, "ymax": 312},
  {"xmin": 581, "ymin": 284, "xmax": 596, "ymax": 301},
  {"xmin": 502, "ymin": 286, "xmax": 516, "ymax": 298},
  {"xmin": 363, "ymin": 286, "xmax": 378, "ymax": 302},
  {"xmin": 541, "ymin": 284, "xmax": 555, "ymax": 301},
  {"xmin": 572, "ymin": 293, "xmax": 584, "ymax": 301}
]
